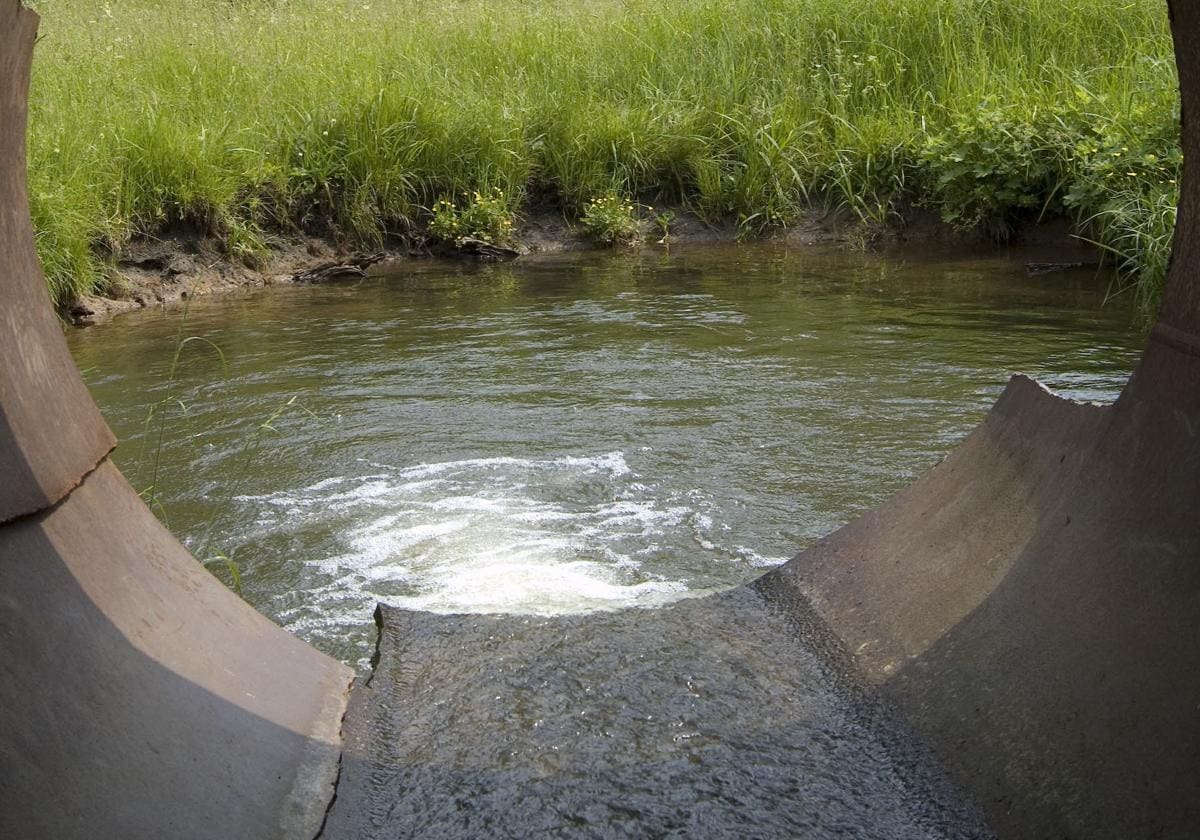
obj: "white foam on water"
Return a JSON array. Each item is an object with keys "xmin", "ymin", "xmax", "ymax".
[
  {"xmin": 389, "ymin": 557, "xmax": 689, "ymax": 615},
  {"xmin": 239, "ymin": 450, "xmax": 772, "ymax": 646}
]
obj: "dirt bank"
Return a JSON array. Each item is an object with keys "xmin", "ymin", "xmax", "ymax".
[{"xmin": 62, "ymin": 208, "xmax": 1101, "ymax": 327}]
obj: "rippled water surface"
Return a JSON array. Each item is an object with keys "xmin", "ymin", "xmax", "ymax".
[{"xmin": 68, "ymin": 245, "xmax": 1141, "ymax": 666}]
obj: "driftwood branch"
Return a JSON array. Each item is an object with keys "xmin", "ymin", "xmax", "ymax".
[{"xmin": 290, "ymin": 253, "xmax": 386, "ymax": 283}]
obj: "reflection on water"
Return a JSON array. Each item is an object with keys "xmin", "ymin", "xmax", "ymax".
[{"xmin": 67, "ymin": 244, "xmax": 1141, "ymax": 666}]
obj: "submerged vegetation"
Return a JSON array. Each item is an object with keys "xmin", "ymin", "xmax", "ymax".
[{"xmin": 27, "ymin": 0, "xmax": 1177, "ymax": 315}]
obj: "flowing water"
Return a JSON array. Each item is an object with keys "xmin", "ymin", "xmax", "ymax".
[{"xmin": 67, "ymin": 245, "xmax": 1142, "ymax": 670}]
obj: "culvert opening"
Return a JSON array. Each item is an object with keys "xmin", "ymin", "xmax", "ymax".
[{"xmin": 2, "ymin": 2, "xmax": 1199, "ymax": 838}]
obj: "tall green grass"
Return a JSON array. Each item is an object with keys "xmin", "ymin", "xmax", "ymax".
[{"xmin": 26, "ymin": 0, "xmax": 1177, "ymax": 315}]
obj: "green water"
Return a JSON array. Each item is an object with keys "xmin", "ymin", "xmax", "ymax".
[{"xmin": 66, "ymin": 245, "xmax": 1142, "ymax": 667}]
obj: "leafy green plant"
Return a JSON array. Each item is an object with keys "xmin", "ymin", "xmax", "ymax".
[
  {"xmin": 580, "ymin": 193, "xmax": 641, "ymax": 245},
  {"xmin": 427, "ymin": 189, "xmax": 515, "ymax": 245},
  {"xmin": 919, "ymin": 104, "xmax": 1070, "ymax": 237},
  {"xmin": 1058, "ymin": 97, "xmax": 1181, "ymax": 315},
  {"xmin": 1080, "ymin": 184, "xmax": 1178, "ymax": 318},
  {"xmin": 428, "ymin": 198, "xmax": 463, "ymax": 242},
  {"xmin": 221, "ymin": 216, "xmax": 269, "ymax": 268},
  {"xmin": 653, "ymin": 209, "xmax": 675, "ymax": 242}
]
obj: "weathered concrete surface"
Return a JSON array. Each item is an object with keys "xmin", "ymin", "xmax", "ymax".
[
  {"xmin": 766, "ymin": 364, "xmax": 1200, "ymax": 838},
  {"xmin": 0, "ymin": 462, "xmax": 352, "ymax": 839},
  {"xmin": 0, "ymin": 4, "xmax": 354, "ymax": 838}
]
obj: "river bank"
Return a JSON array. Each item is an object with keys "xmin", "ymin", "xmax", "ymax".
[
  {"xmin": 29, "ymin": 0, "xmax": 1175, "ymax": 322},
  {"xmin": 61, "ymin": 207, "xmax": 1108, "ymax": 327}
]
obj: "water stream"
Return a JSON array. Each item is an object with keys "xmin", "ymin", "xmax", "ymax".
[{"xmin": 67, "ymin": 245, "xmax": 1142, "ymax": 669}]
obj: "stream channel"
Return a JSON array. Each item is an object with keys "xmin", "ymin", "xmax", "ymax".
[{"xmin": 68, "ymin": 244, "xmax": 1141, "ymax": 837}]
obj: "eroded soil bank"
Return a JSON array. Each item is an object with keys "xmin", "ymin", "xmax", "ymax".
[{"xmin": 63, "ymin": 210, "xmax": 1107, "ymax": 327}]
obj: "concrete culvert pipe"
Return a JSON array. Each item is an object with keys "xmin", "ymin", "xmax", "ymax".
[
  {"xmin": 0, "ymin": 3, "xmax": 353, "ymax": 838},
  {"xmin": 1, "ymin": 1, "xmax": 1197, "ymax": 838}
]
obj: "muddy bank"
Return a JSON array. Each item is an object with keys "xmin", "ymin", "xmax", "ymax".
[{"xmin": 63, "ymin": 208, "xmax": 1104, "ymax": 327}]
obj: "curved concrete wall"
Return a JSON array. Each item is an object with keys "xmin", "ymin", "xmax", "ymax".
[
  {"xmin": 0, "ymin": 3, "xmax": 113, "ymax": 524},
  {"xmin": 0, "ymin": 1, "xmax": 1197, "ymax": 837},
  {"xmin": 0, "ymin": 4, "xmax": 353, "ymax": 839}
]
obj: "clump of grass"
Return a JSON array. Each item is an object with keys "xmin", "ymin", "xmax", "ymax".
[
  {"xmin": 580, "ymin": 194, "xmax": 641, "ymax": 245},
  {"xmin": 25, "ymin": 0, "xmax": 1177, "ymax": 317}
]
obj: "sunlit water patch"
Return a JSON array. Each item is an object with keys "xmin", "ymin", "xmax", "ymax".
[{"xmin": 67, "ymin": 245, "xmax": 1143, "ymax": 667}]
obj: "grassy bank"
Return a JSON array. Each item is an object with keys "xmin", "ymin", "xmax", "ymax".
[{"xmin": 27, "ymin": 0, "xmax": 1177, "ymax": 316}]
